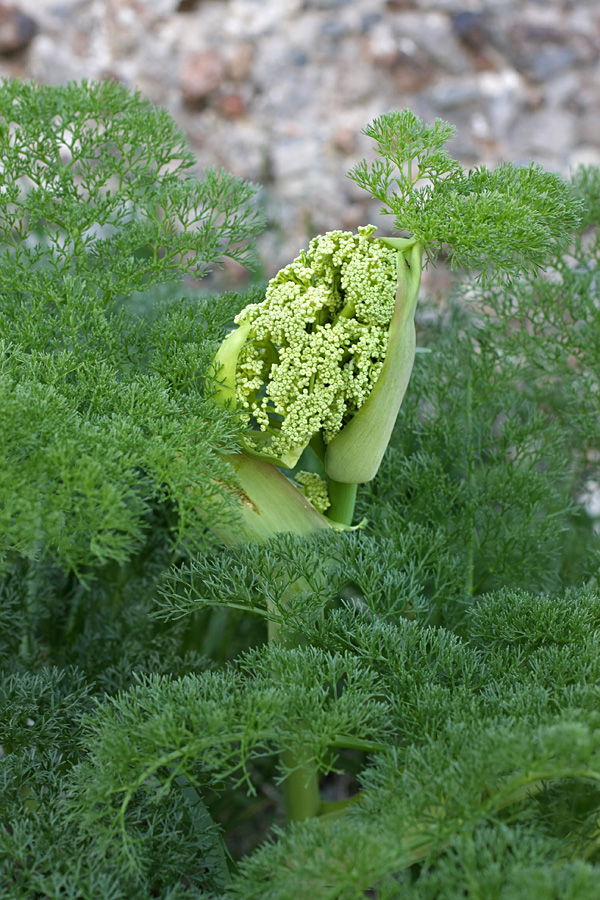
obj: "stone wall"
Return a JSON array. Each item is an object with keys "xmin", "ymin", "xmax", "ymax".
[{"xmin": 2, "ymin": 0, "xmax": 599, "ymax": 277}]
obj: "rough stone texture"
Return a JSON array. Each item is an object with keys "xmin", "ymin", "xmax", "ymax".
[
  {"xmin": 0, "ymin": 4, "xmax": 36, "ymax": 54},
  {"xmin": 180, "ymin": 49, "xmax": 227, "ymax": 106},
  {"xmin": 2, "ymin": 0, "xmax": 600, "ymax": 277}
]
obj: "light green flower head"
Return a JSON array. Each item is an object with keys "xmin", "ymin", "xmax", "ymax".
[{"xmin": 219, "ymin": 225, "xmax": 398, "ymax": 468}]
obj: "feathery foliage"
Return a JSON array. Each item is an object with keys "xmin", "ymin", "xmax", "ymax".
[
  {"xmin": 0, "ymin": 78, "xmax": 263, "ymax": 574},
  {"xmin": 349, "ymin": 109, "xmax": 580, "ymax": 280},
  {"xmin": 2, "ymin": 80, "xmax": 600, "ymax": 898}
]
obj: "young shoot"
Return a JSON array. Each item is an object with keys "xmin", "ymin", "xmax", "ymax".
[{"xmin": 212, "ymin": 109, "xmax": 580, "ymax": 531}]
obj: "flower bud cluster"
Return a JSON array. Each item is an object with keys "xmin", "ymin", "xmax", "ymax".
[
  {"xmin": 294, "ymin": 471, "xmax": 331, "ymax": 514},
  {"xmin": 233, "ymin": 226, "xmax": 397, "ymax": 459}
]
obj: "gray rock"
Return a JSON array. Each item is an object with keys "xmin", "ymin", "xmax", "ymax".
[{"xmin": 451, "ymin": 11, "xmax": 487, "ymax": 52}]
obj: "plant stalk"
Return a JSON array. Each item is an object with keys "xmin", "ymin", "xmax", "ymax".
[
  {"xmin": 326, "ymin": 478, "xmax": 358, "ymax": 526},
  {"xmin": 281, "ymin": 747, "xmax": 321, "ymax": 823},
  {"xmin": 268, "ymin": 583, "xmax": 322, "ymax": 823},
  {"xmin": 465, "ymin": 370, "xmax": 475, "ymax": 595}
]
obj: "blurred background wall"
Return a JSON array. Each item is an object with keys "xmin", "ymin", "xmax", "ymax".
[{"xmin": 2, "ymin": 0, "xmax": 599, "ymax": 279}]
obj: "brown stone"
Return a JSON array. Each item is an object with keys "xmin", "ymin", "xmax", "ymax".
[
  {"xmin": 180, "ymin": 50, "xmax": 226, "ymax": 107},
  {"xmin": 218, "ymin": 92, "xmax": 246, "ymax": 119},
  {"xmin": 385, "ymin": 0, "xmax": 417, "ymax": 9},
  {"xmin": 0, "ymin": 4, "xmax": 36, "ymax": 55},
  {"xmin": 377, "ymin": 49, "xmax": 436, "ymax": 93}
]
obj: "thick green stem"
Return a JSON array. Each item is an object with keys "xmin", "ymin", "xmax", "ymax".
[
  {"xmin": 327, "ymin": 478, "xmax": 358, "ymax": 526},
  {"xmin": 465, "ymin": 370, "xmax": 475, "ymax": 595},
  {"xmin": 268, "ymin": 582, "xmax": 322, "ymax": 823},
  {"xmin": 281, "ymin": 747, "xmax": 321, "ymax": 823}
]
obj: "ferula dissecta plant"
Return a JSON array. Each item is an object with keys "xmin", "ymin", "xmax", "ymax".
[
  {"xmin": 209, "ymin": 110, "xmax": 580, "ymax": 825},
  {"xmin": 212, "ymin": 109, "xmax": 581, "ymax": 535}
]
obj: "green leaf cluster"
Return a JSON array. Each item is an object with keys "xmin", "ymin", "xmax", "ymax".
[
  {"xmin": 350, "ymin": 109, "xmax": 581, "ymax": 281},
  {"xmin": 0, "ymin": 78, "xmax": 264, "ymax": 572}
]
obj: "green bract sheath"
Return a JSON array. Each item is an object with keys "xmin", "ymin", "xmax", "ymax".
[
  {"xmin": 324, "ymin": 239, "xmax": 423, "ymax": 483},
  {"xmin": 210, "ymin": 317, "xmax": 252, "ymax": 408},
  {"xmin": 205, "ymin": 453, "xmax": 334, "ymax": 545}
]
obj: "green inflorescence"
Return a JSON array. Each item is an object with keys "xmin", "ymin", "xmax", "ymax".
[
  {"xmin": 294, "ymin": 471, "xmax": 331, "ymax": 515},
  {"xmin": 233, "ymin": 225, "xmax": 397, "ymax": 460}
]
